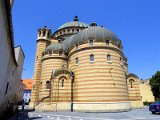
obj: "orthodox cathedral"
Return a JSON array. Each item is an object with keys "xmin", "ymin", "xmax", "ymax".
[{"xmin": 30, "ymin": 16, "xmax": 143, "ymax": 112}]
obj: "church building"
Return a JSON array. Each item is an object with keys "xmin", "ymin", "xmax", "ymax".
[{"xmin": 30, "ymin": 16, "xmax": 143, "ymax": 112}]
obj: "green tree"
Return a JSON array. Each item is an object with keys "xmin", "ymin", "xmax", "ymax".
[{"xmin": 149, "ymin": 71, "xmax": 160, "ymax": 100}]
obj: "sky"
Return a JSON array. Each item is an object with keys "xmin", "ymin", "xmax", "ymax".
[{"xmin": 12, "ymin": 0, "xmax": 160, "ymax": 80}]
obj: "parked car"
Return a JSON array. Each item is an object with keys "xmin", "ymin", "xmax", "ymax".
[{"xmin": 149, "ymin": 101, "xmax": 160, "ymax": 114}]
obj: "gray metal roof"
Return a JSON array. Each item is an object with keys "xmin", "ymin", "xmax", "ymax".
[
  {"xmin": 45, "ymin": 43, "xmax": 64, "ymax": 53},
  {"xmin": 45, "ymin": 26, "xmax": 120, "ymax": 54},
  {"xmin": 70, "ymin": 26, "xmax": 119, "ymax": 46},
  {"xmin": 58, "ymin": 21, "xmax": 89, "ymax": 30}
]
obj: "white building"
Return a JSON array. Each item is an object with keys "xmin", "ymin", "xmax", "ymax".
[{"xmin": 0, "ymin": 0, "xmax": 25, "ymax": 116}]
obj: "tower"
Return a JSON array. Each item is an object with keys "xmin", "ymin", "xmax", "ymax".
[{"xmin": 30, "ymin": 26, "xmax": 51, "ymax": 108}]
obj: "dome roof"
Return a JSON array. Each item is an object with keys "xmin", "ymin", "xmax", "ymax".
[
  {"xmin": 45, "ymin": 43, "xmax": 64, "ymax": 53},
  {"xmin": 70, "ymin": 25, "xmax": 120, "ymax": 47},
  {"xmin": 45, "ymin": 24, "xmax": 121, "ymax": 54},
  {"xmin": 58, "ymin": 16, "xmax": 89, "ymax": 30}
]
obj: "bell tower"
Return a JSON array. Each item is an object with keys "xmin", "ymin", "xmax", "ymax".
[{"xmin": 30, "ymin": 26, "xmax": 51, "ymax": 108}]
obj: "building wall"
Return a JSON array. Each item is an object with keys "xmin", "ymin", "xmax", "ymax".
[
  {"xmin": 139, "ymin": 80, "xmax": 155, "ymax": 102},
  {"xmin": 0, "ymin": 0, "xmax": 16, "ymax": 114},
  {"xmin": 0, "ymin": 0, "xmax": 25, "ymax": 115},
  {"xmin": 127, "ymin": 75, "xmax": 143, "ymax": 108},
  {"xmin": 68, "ymin": 41, "xmax": 131, "ymax": 112},
  {"xmin": 14, "ymin": 47, "xmax": 25, "ymax": 102},
  {"xmin": 39, "ymin": 53, "xmax": 66, "ymax": 102},
  {"xmin": 30, "ymin": 27, "xmax": 52, "ymax": 107}
]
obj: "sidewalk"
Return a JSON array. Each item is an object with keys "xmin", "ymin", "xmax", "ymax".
[{"xmin": 9, "ymin": 105, "xmax": 35, "ymax": 120}]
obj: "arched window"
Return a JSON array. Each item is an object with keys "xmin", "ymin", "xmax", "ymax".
[
  {"xmin": 76, "ymin": 44, "xmax": 78, "ymax": 50},
  {"xmin": 129, "ymin": 79, "xmax": 134, "ymax": 88},
  {"xmin": 76, "ymin": 57, "xmax": 79, "ymax": 64},
  {"xmin": 89, "ymin": 40, "xmax": 94, "ymax": 46},
  {"xmin": 77, "ymin": 29, "xmax": 79, "ymax": 32},
  {"xmin": 39, "ymin": 31, "xmax": 41, "ymax": 36},
  {"xmin": 43, "ymin": 31, "xmax": 46, "ymax": 37},
  {"xmin": 72, "ymin": 29, "xmax": 74, "ymax": 33},
  {"xmin": 59, "ymin": 51, "xmax": 62, "ymax": 56},
  {"xmin": 60, "ymin": 31, "xmax": 62, "ymax": 35},
  {"xmin": 120, "ymin": 57, "xmax": 123, "ymax": 64},
  {"xmin": 118, "ymin": 44, "xmax": 121, "ymax": 48},
  {"xmin": 42, "ymin": 52, "xmax": 44, "ymax": 57},
  {"xmin": 107, "ymin": 54, "xmax": 111, "ymax": 61},
  {"xmin": 106, "ymin": 40, "xmax": 109, "ymax": 45},
  {"xmin": 49, "ymin": 51, "xmax": 52, "ymax": 56},
  {"xmin": 46, "ymin": 81, "xmax": 51, "ymax": 89},
  {"xmin": 90, "ymin": 54, "xmax": 94, "ymax": 62},
  {"xmin": 61, "ymin": 79, "xmax": 64, "ymax": 87},
  {"xmin": 63, "ymin": 30, "xmax": 66, "ymax": 34}
]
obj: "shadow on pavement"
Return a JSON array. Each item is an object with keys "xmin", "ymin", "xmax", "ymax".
[{"xmin": 9, "ymin": 107, "xmax": 42, "ymax": 120}]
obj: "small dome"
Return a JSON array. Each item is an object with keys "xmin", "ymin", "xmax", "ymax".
[
  {"xmin": 45, "ymin": 43, "xmax": 64, "ymax": 53},
  {"xmin": 70, "ymin": 25, "xmax": 120, "ymax": 46},
  {"xmin": 58, "ymin": 16, "xmax": 89, "ymax": 30}
]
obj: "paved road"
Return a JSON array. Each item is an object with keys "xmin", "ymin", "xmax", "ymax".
[{"xmin": 10, "ymin": 106, "xmax": 160, "ymax": 120}]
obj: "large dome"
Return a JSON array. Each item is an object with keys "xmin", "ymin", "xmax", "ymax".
[
  {"xmin": 45, "ymin": 23, "xmax": 121, "ymax": 54},
  {"xmin": 57, "ymin": 16, "xmax": 89, "ymax": 30}
]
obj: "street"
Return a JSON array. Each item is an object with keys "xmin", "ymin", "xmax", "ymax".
[{"xmin": 9, "ymin": 106, "xmax": 160, "ymax": 120}]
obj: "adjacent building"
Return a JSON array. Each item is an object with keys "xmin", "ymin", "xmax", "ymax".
[
  {"xmin": 139, "ymin": 79, "xmax": 155, "ymax": 103},
  {"xmin": 0, "ymin": 0, "xmax": 25, "ymax": 115},
  {"xmin": 30, "ymin": 16, "xmax": 143, "ymax": 112},
  {"xmin": 23, "ymin": 79, "xmax": 33, "ymax": 104}
]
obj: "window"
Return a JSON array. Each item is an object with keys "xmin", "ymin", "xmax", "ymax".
[
  {"xmin": 42, "ymin": 52, "xmax": 44, "ymax": 57},
  {"xmin": 5, "ymin": 82, "xmax": 9, "ymax": 94},
  {"xmin": 59, "ymin": 51, "xmax": 62, "ymax": 56},
  {"xmin": 39, "ymin": 31, "xmax": 41, "ymax": 36},
  {"xmin": 46, "ymin": 81, "xmax": 51, "ymax": 89},
  {"xmin": 90, "ymin": 54, "xmax": 94, "ymax": 62},
  {"xmin": 76, "ymin": 57, "xmax": 79, "ymax": 64},
  {"xmin": 118, "ymin": 44, "xmax": 121, "ymax": 48},
  {"xmin": 60, "ymin": 31, "xmax": 62, "ymax": 35},
  {"xmin": 120, "ymin": 57, "xmax": 123, "ymax": 64},
  {"xmin": 106, "ymin": 40, "xmax": 109, "ymax": 45},
  {"xmin": 76, "ymin": 44, "xmax": 78, "ymax": 50},
  {"xmin": 89, "ymin": 40, "xmax": 94, "ymax": 46},
  {"xmin": 49, "ymin": 51, "xmax": 52, "ymax": 56},
  {"xmin": 77, "ymin": 29, "xmax": 79, "ymax": 32},
  {"xmin": 47, "ymin": 32, "xmax": 50, "ymax": 38},
  {"xmin": 43, "ymin": 31, "xmax": 46, "ymax": 37},
  {"xmin": 72, "ymin": 29, "xmax": 74, "ymax": 33},
  {"xmin": 129, "ymin": 79, "xmax": 134, "ymax": 88},
  {"xmin": 36, "ymin": 56, "xmax": 38, "ymax": 61},
  {"xmin": 61, "ymin": 79, "xmax": 64, "ymax": 87},
  {"xmin": 63, "ymin": 30, "xmax": 66, "ymax": 34},
  {"xmin": 68, "ymin": 29, "xmax": 70, "ymax": 33},
  {"xmin": 107, "ymin": 54, "xmax": 111, "ymax": 61}
]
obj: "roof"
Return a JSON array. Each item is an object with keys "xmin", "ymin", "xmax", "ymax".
[
  {"xmin": 22, "ymin": 79, "xmax": 33, "ymax": 90},
  {"xmin": 57, "ymin": 16, "xmax": 89, "ymax": 30},
  {"xmin": 70, "ymin": 25, "xmax": 120, "ymax": 46},
  {"xmin": 45, "ymin": 25, "xmax": 120, "ymax": 53},
  {"xmin": 45, "ymin": 43, "xmax": 64, "ymax": 53}
]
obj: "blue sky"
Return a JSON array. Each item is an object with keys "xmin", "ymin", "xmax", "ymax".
[{"xmin": 12, "ymin": 0, "xmax": 160, "ymax": 79}]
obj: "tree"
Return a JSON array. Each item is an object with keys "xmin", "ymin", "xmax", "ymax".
[{"xmin": 149, "ymin": 71, "xmax": 160, "ymax": 100}]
